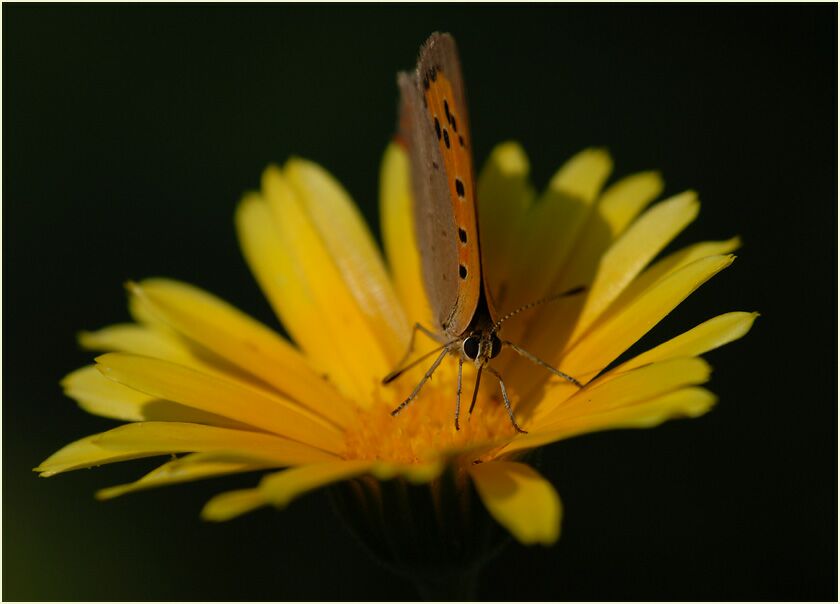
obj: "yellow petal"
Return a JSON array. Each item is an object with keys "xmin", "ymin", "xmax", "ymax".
[
  {"xmin": 95, "ymin": 353, "xmax": 344, "ymax": 453},
  {"xmin": 496, "ymin": 171, "xmax": 662, "ymax": 383},
  {"xmin": 392, "ymin": 459, "xmax": 445, "ymax": 483},
  {"xmin": 127, "ymin": 287, "xmax": 169, "ymax": 330},
  {"xmin": 285, "ymin": 158, "xmax": 409, "ymax": 358},
  {"xmin": 477, "ymin": 142, "xmax": 534, "ymax": 303},
  {"xmin": 552, "ymin": 147, "xmax": 614, "ymax": 203},
  {"xmin": 261, "ymin": 166, "xmax": 395, "ymax": 402},
  {"xmin": 358, "ymin": 458, "xmax": 444, "ymax": 484},
  {"xmin": 259, "ymin": 459, "xmax": 374, "ymax": 507},
  {"xmin": 130, "ymin": 278, "xmax": 353, "ymax": 426},
  {"xmin": 598, "ymin": 171, "xmax": 665, "ymax": 237},
  {"xmin": 609, "ymin": 237, "xmax": 741, "ymax": 314},
  {"xmin": 560, "ymin": 254, "xmax": 735, "ymax": 385},
  {"xmin": 506, "ymin": 387, "xmax": 717, "ymax": 453},
  {"xmin": 62, "ymin": 365, "xmax": 249, "ymax": 428},
  {"xmin": 550, "ymin": 170, "xmax": 665, "ymax": 296},
  {"xmin": 97, "ymin": 452, "xmax": 275, "ymax": 500},
  {"xmin": 535, "ymin": 357, "xmax": 711, "ymax": 426},
  {"xmin": 236, "ymin": 193, "xmax": 347, "ymax": 392},
  {"xmin": 379, "ymin": 142, "xmax": 434, "ymax": 327},
  {"xmin": 616, "ymin": 311, "xmax": 759, "ymax": 373},
  {"xmin": 469, "ymin": 461, "xmax": 562, "ymax": 545},
  {"xmin": 79, "ymin": 323, "xmax": 196, "ymax": 364},
  {"xmin": 511, "ymin": 255, "xmax": 734, "ymax": 416},
  {"xmin": 37, "ymin": 438, "xmax": 155, "ymax": 478},
  {"xmin": 202, "ymin": 459, "xmax": 374, "ymax": 521},
  {"xmin": 201, "ymin": 489, "xmax": 267, "ymax": 522},
  {"xmin": 500, "ymin": 148, "xmax": 612, "ymax": 312},
  {"xmin": 573, "ymin": 191, "xmax": 700, "ymax": 339},
  {"xmin": 79, "ymin": 321, "xmax": 251, "ymax": 386},
  {"xmin": 36, "ymin": 422, "xmax": 336, "ymax": 477},
  {"xmin": 63, "ymin": 365, "xmax": 155, "ymax": 422}
]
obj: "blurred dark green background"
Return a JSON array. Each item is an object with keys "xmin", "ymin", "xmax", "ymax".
[{"xmin": 5, "ymin": 4, "xmax": 837, "ymax": 600}]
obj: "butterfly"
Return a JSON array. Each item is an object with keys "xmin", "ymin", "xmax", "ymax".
[{"xmin": 384, "ymin": 32, "xmax": 583, "ymax": 433}]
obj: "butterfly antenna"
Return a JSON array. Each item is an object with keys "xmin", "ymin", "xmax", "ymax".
[{"xmin": 491, "ymin": 285, "xmax": 586, "ymax": 333}]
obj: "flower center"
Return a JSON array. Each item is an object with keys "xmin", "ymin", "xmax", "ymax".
[{"xmin": 343, "ymin": 355, "xmax": 517, "ymax": 464}]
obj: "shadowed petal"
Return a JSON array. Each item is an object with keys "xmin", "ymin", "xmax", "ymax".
[
  {"xmin": 498, "ymin": 170, "xmax": 663, "ymax": 381},
  {"xmin": 96, "ymin": 353, "xmax": 344, "ymax": 452},
  {"xmin": 551, "ymin": 170, "xmax": 665, "ymax": 295},
  {"xmin": 572, "ymin": 191, "xmax": 700, "ymax": 338},
  {"xmin": 129, "ymin": 279, "xmax": 354, "ymax": 426},
  {"xmin": 477, "ymin": 142, "xmax": 535, "ymax": 304},
  {"xmin": 62, "ymin": 366, "xmax": 252, "ymax": 428},
  {"xmin": 500, "ymin": 148, "xmax": 612, "ymax": 315}
]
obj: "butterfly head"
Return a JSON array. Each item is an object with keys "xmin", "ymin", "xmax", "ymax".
[{"xmin": 461, "ymin": 329, "xmax": 502, "ymax": 369}]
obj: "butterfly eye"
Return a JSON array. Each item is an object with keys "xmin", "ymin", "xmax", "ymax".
[
  {"xmin": 463, "ymin": 336, "xmax": 480, "ymax": 360},
  {"xmin": 490, "ymin": 334, "xmax": 502, "ymax": 359}
]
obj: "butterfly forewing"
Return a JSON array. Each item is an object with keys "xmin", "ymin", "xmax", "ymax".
[{"xmin": 398, "ymin": 33, "xmax": 482, "ymax": 337}]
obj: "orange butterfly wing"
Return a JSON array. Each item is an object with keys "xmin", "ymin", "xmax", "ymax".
[{"xmin": 398, "ymin": 33, "xmax": 482, "ymax": 337}]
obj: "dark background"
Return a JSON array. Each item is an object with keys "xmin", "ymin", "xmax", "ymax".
[{"xmin": 4, "ymin": 4, "xmax": 837, "ymax": 601}]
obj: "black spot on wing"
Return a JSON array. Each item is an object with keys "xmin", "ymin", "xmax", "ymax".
[{"xmin": 455, "ymin": 178, "xmax": 465, "ymax": 198}]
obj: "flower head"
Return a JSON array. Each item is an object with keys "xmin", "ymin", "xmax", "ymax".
[{"xmin": 38, "ymin": 141, "xmax": 755, "ymax": 551}]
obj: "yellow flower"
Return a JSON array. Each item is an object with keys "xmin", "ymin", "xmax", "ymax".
[{"xmin": 37, "ymin": 141, "xmax": 756, "ymax": 549}]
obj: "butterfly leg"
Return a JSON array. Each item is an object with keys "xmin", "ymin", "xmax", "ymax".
[
  {"xmin": 467, "ymin": 365, "xmax": 483, "ymax": 418},
  {"xmin": 502, "ymin": 340, "xmax": 583, "ymax": 388},
  {"xmin": 383, "ymin": 323, "xmax": 445, "ymax": 384},
  {"xmin": 486, "ymin": 366, "xmax": 527, "ymax": 434},
  {"xmin": 454, "ymin": 356, "xmax": 464, "ymax": 430},
  {"xmin": 390, "ymin": 346, "xmax": 451, "ymax": 417}
]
